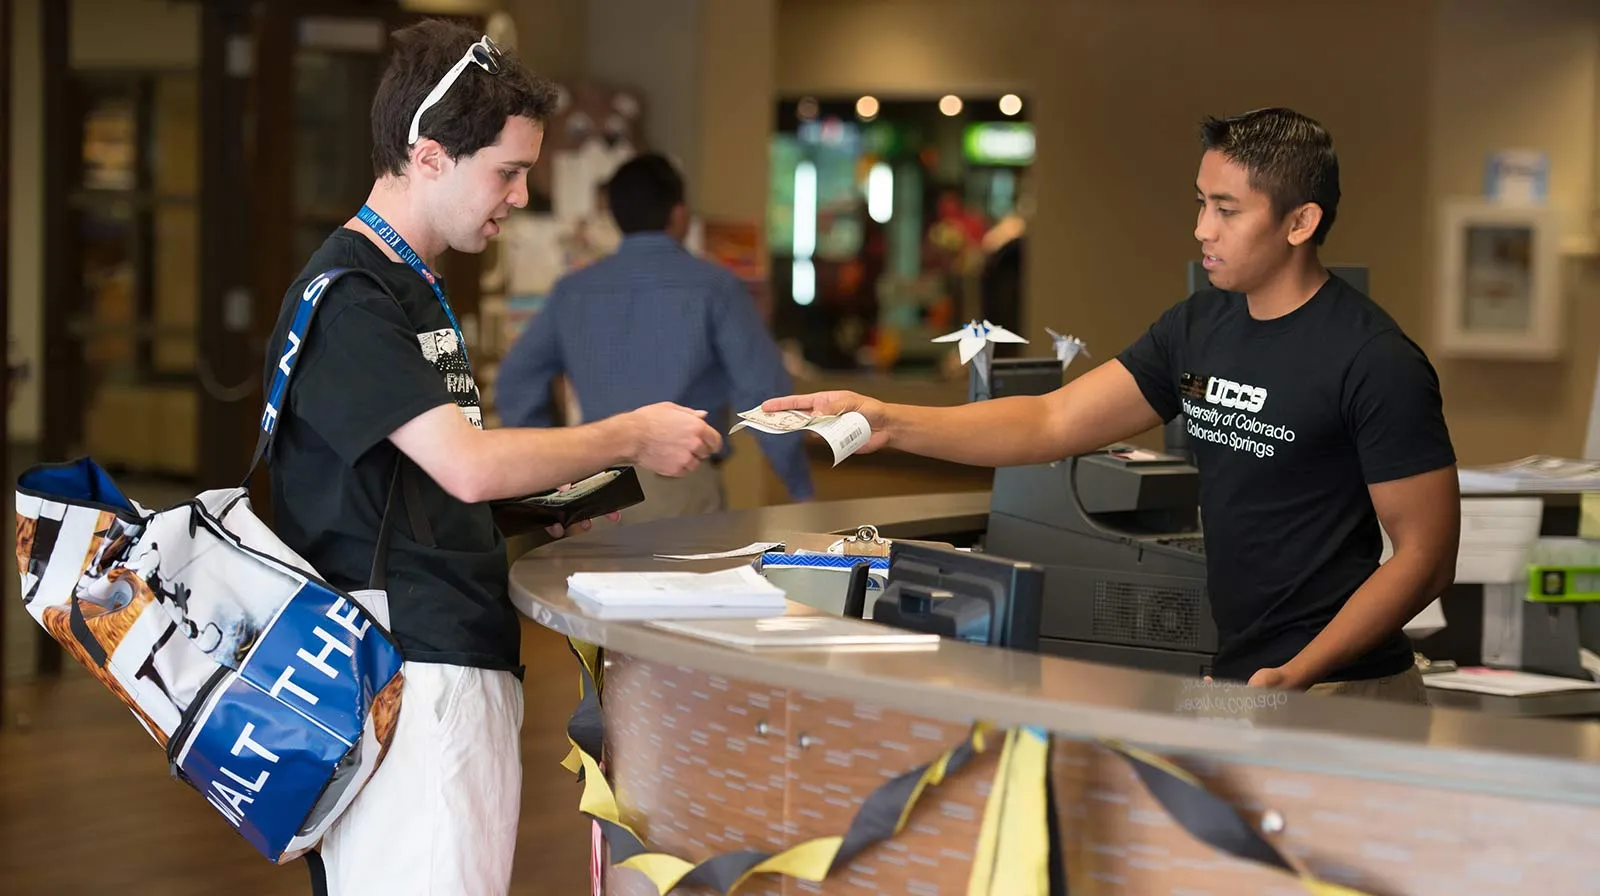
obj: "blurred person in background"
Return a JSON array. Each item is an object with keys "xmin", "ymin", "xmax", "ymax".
[{"xmin": 498, "ymin": 153, "xmax": 814, "ymax": 521}]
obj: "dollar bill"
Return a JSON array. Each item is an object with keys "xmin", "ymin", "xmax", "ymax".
[
  {"xmin": 730, "ymin": 408, "xmax": 820, "ymax": 433},
  {"xmin": 730, "ymin": 407, "xmax": 872, "ymax": 466}
]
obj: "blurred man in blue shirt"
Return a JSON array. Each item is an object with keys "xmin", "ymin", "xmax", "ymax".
[{"xmin": 497, "ymin": 153, "xmax": 814, "ymax": 520}]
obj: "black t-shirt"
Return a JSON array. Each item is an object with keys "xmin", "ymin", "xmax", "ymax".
[
  {"xmin": 1118, "ymin": 274, "xmax": 1456, "ymax": 683},
  {"xmin": 263, "ymin": 227, "xmax": 520, "ymax": 672}
]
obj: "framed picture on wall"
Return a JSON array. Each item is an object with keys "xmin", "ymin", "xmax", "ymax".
[{"xmin": 1435, "ymin": 198, "xmax": 1564, "ymax": 360}]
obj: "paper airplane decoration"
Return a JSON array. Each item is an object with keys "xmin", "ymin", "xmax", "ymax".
[
  {"xmin": 1046, "ymin": 327, "xmax": 1091, "ymax": 370},
  {"xmin": 932, "ymin": 320, "xmax": 1029, "ymax": 398},
  {"xmin": 932, "ymin": 319, "xmax": 1028, "ymax": 364}
]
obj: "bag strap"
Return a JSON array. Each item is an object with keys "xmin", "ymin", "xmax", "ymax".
[
  {"xmin": 251, "ymin": 267, "xmax": 437, "ymax": 591},
  {"xmin": 247, "ymin": 266, "xmax": 376, "ymax": 479},
  {"xmin": 369, "ymin": 460, "xmax": 403, "ymax": 591}
]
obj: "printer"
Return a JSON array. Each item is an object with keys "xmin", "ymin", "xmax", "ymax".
[{"xmin": 984, "ymin": 447, "xmax": 1217, "ymax": 676}]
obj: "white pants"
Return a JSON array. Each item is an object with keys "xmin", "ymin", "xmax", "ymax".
[{"xmin": 319, "ymin": 662, "xmax": 525, "ymax": 896}]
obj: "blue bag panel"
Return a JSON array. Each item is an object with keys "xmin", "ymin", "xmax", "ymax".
[
  {"xmin": 179, "ymin": 675, "xmax": 349, "ymax": 860},
  {"xmin": 17, "ymin": 457, "xmax": 136, "ymax": 514},
  {"xmin": 238, "ymin": 581, "xmax": 404, "ymax": 747}
]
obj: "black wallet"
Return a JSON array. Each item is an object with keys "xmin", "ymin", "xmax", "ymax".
[{"xmin": 489, "ymin": 466, "xmax": 646, "ymax": 535}]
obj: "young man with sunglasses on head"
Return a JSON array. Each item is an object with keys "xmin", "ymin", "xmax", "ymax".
[
  {"xmin": 264, "ymin": 20, "xmax": 721, "ymax": 895},
  {"xmin": 764, "ymin": 108, "xmax": 1461, "ymax": 703}
]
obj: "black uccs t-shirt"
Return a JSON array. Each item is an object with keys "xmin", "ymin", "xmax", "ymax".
[
  {"xmin": 263, "ymin": 228, "xmax": 520, "ymax": 672},
  {"xmin": 1118, "ymin": 274, "xmax": 1455, "ymax": 683}
]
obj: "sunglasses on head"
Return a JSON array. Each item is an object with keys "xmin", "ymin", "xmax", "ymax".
[{"xmin": 408, "ymin": 35, "xmax": 504, "ymax": 146}]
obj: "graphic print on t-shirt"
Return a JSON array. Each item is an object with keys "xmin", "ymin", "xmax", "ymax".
[
  {"xmin": 417, "ymin": 327, "xmax": 483, "ymax": 429},
  {"xmin": 1178, "ymin": 370, "xmax": 1295, "ymax": 460}
]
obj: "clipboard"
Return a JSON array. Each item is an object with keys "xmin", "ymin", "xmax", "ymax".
[
  {"xmin": 779, "ymin": 525, "xmax": 950, "ymax": 558},
  {"xmin": 489, "ymin": 465, "xmax": 645, "ymax": 535}
]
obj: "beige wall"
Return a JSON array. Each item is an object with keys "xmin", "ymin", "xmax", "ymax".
[
  {"xmin": 1034, "ymin": 0, "xmax": 1432, "ymax": 382},
  {"xmin": 696, "ymin": 0, "xmax": 775, "ymax": 224},
  {"xmin": 498, "ymin": 0, "xmax": 587, "ymax": 82},
  {"xmin": 585, "ymin": 0, "xmax": 704, "ymax": 174},
  {"xmin": 1429, "ymin": 0, "xmax": 1600, "ymax": 463},
  {"xmin": 698, "ymin": 0, "xmax": 780, "ymax": 507},
  {"xmin": 775, "ymin": 0, "xmax": 1600, "ymax": 465},
  {"xmin": 777, "ymin": 0, "xmax": 1038, "ymax": 95}
]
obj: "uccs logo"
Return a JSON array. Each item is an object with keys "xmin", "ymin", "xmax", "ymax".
[{"xmin": 1205, "ymin": 376, "xmax": 1267, "ymax": 413}]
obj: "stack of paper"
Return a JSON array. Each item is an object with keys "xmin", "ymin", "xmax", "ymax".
[
  {"xmin": 646, "ymin": 616, "xmax": 940, "ymax": 651},
  {"xmin": 1381, "ymin": 497, "xmax": 1542, "ymax": 583},
  {"xmin": 566, "ymin": 564, "xmax": 786, "ymax": 619},
  {"xmin": 1459, "ymin": 456, "xmax": 1600, "ymax": 494},
  {"xmin": 1423, "ymin": 667, "xmax": 1600, "ymax": 697}
]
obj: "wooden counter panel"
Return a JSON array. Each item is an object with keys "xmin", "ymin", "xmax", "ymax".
[
  {"xmin": 782, "ymin": 691, "xmax": 1000, "ymax": 895},
  {"xmin": 596, "ymin": 656, "xmax": 1600, "ymax": 896},
  {"xmin": 601, "ymin": 654, "xmax": 789, "ymax": 896},
  {"xmin": 1051, "ymin": 740, "xmax": 1600, "ymax": 894},
  {"xmin": 599, "ymin": 656, "xmax": 1000, "ymax": 896}
]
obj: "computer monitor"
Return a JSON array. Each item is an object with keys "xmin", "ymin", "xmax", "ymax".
[
  {"xmin": 974, "ymin": 357, "xmax": 1064, "ymax": 403},
  {"xmin": 872, "ymin": 541, "xmax": 1045, "ymax": 650}
]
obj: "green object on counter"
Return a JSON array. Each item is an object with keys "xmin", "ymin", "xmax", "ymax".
[
  {"xmin": 1527, "ymin": 565, "xmax": 1600, "ymax": 603},
  {"xmin": 1526, "ymin": 538, "xmax": 1600, "ymax": 602}
]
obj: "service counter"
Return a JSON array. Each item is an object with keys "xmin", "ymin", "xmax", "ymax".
[{"xmin": 511, "ymin": 493, "xmax": 1600, "ymax": 895}]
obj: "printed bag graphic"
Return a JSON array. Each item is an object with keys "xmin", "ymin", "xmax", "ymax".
[{"xmin": 12, "ymin": 267, "xmax": 407, "ymax": 865}]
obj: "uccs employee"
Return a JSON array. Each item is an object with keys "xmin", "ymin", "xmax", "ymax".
[{"xmin": 763, "ymin": 107, "xmax": 1460, "ymax": 703}]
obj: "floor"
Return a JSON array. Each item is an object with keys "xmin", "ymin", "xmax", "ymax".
[{"xmin": 0, "ymin": 621, "xmax": 594, "ymax": 895}]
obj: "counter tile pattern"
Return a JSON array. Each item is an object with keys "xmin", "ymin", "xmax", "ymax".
[
  {"xmin": 602, "ymin": 655, "xmax": 790, "ymax": 896},
  {"xmin": 593, "ymin": 653, "xmax": 1600, "ymax": 895},
  {"xmin": 781, "ymin": 690, "xmax": 1000, "ymax": 895},
  {"xmin": 1052, "ymin": 738, "xmax": 1600, "ymax": 894},
  {"xmin": 597, "ymin": 656, "xmax": 1000, "ymax": 895}
]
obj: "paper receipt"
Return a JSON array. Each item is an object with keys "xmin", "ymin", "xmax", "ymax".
[{"xmin": 730, "ymin": 407, "xmax": 872, "ymax": 466}]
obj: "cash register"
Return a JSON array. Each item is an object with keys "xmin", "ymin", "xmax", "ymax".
[{"xmin": 984, "ymin": 447, "xmax": 1217, "ymax": 675}]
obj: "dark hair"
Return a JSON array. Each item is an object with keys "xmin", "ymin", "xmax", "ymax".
[
  {"xmin": 371, "ymin": 19, "xmax": 559, "ymax": 178},
  {"xmin": 605, "ymin": 153, "xmax": 685, "ymax": 234},
  {"xmin": 1200, "ymin": 108, "xmax": 1341, "ymax": 245}
]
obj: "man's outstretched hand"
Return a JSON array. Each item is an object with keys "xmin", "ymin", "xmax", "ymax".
[
  {"xmin": 625, "ymin": 402, "xmax": 723, "ymax": 477},
  {"xmin": 760, "ymin": 390, "xmax": 892, "ymax": 454}
]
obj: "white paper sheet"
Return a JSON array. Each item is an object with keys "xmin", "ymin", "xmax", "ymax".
[
  {"xmin": 654, "ymin": 542, "xmax": 783, "ymax": 561},
  {"xmin": 1423, "ymin": 667, "xmax": 1600, "ymax": 697}
]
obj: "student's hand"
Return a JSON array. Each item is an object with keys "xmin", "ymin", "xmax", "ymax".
[
  {"xmin": 626, "ymin": 403, "xmax": 723, "ymax": 477},
  {"xmin": 544, "ymin": 510, "xmax": 622, "ymax": 540},
  {"xmin": 1246, "ymin": 666, "xmax": 1308, "ymax": 690},
  {"xmin": 761, "ymin": 390, "xmax": 892, "ymax": 453}
]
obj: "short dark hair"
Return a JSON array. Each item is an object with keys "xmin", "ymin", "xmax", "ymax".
[
  {"xmin": 605, "ymin": 153, "xmax": 685, "ymax": 234},
  {"xmin": 1200, "ymin": 108, "xmax": 1341, "ymax": 245},
  {"xmin": 371, "ymin": 19, "xmax": 559, "ymax": 178}
]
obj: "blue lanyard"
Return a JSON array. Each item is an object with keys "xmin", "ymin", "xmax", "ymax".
[{"xmin": 355, "ymin": 204, "xmax": 470, "ymax": 367}]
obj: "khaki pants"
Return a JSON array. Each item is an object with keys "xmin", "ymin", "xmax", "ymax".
[
  {"xmin": 1306, "ymin": 665, "xmax": 1430, "ymax": 705},
  {"xmin": 619, "ymin": 462, "xmax": 726, "ymax": 525}
]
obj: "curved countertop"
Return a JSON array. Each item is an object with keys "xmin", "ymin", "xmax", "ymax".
[{"xmin": 509, "ymin": 492, "xmax": 1600, "ymax": 807}]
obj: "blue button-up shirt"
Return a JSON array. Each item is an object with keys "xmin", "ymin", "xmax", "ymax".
[{"xmin": 495, "ymin": 232, "xmax": 814, "ymax": 501}]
